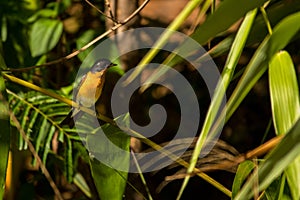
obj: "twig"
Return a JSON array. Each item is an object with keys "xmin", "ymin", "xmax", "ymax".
[
  {"xmin": 105, "ymin": 0, "xmax": 118, "ymax": 25},
  {"xmin": 193, "ymin": 135, "xmax": 284, "ymax": 173},
  {"xmin": 160, "ymin": 135, "xmax": 284, "ymax": 183},
  {"xmin": 6, "ymin": 0, "xmax": 150, "ymax": 72},
  {"xmin": 85, "ymin": 0, "xmax": 119, "ymax": 23},
  {"xmin": 9, "ymin": 108, "xmax": 64, "ymax": 200}
]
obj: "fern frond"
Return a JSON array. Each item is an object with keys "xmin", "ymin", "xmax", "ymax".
[{"xmin": 7, "ymin": 90, "xmax": 81, "ymax": 180}]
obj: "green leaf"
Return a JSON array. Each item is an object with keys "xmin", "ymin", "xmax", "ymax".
[
  {"xmin": 76, "ymin": 30, "xmax": 96, "ymax": 61},
  {"xmin": 1, "ymin": 16, "xmax": 7, "ymax": 42},
  {"xmin": 232, "ymin": 160, "xmax": 255, "ymax": 199},
  {"xmin": 139, "ymin": 0, "xmax": 269, "ymax": 92},
  {"xmin": 234, "ymin": 119, "xmax": 300, "ymax": 200},
  {"xmin": 73, "ymin": 173, "xmax": 92, "ymax": 198},
  {"xmin": 127, "ymin": 0, "xmax": 269, "ymax": 86},
  {"xmin": 269, "ymin": 51, "xmax": 300, "ymax": 200},
  {"xmin": 87, "ymin": 117, "xmax": 130, "ymax": 200},
  {"xmin": 226, "ymin": 11, "xmax": 300, "ymax": 121},
  {"xmin": 30, "ymin": 18, "xmax": 63, "ymax": 57},
  {"xmin": 263, "ymin": 175, "xmax": 291, "ymax": 200},
  {"xmin": 269, "ymin": 51, "xmax": 300, "ymax": 135},
  {"xmin": 7, "ymin": 90, "xmax": 74, "ymax": 179},
  {"xmin": 178, "ymin": 9, "xmax": 258, "ymax": 199},
  {"xmin": 247, "ymin": 0, "xmax": 300, "ymax": 45},
  {"xmin": 191, "ymin": 0, "xmax": 267, "ymax": 45},
  {"xmin": 66, "ymin": 137, "xmax": 73, "ymax": 182},
  {"xmin": 230, "ymin": 13, "xmax": 300, "ymax": 199}
]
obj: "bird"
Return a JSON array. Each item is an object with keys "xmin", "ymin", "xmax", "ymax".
[{"xmin": 60, "ymin": 58, "xmax": 116, "ymax": 128}]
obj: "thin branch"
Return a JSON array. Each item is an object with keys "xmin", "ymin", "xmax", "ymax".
[
  {"xmin": 193, "ymin": 135, "xmax": 284, "ymax": 173},
  {"xmin": 6, "ymin": 0, "xmax": 150, "ymax": 72},
  {"xmin": 85, "ymin": 0, "xmax": 119, "ymax": 23},
  {"xmin": 105, "ymin": 0, "xmax": 118, "ymax": 25},
  {"xmin": 159, "ymin": 135, "xmax": 284, "ymax": 183}
]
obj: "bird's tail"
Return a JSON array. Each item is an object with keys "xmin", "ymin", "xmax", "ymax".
[
  {"xmin": 60, "ymin": 109, "xmax": 83, "ymax": 128},
  {"xmin": 60, "ymin": 110, "xmax": 74, "ymax": 128}
]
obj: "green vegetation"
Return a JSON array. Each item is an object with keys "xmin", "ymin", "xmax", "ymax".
[{"xmin": 0, "ymin": 0, "xmax": 299, "ymax": 199}]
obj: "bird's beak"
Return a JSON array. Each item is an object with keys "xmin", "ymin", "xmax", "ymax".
[{"xmin": 109, "ymin": 63, "xmax": 117, "ymax": 68}]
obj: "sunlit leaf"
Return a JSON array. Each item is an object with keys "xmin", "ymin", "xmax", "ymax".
[
  {"xmin": 30, "ymin": 18, "xmax": 63, "ymax": 57},
  {"xmin": 225, "ymin": 12, "xmax": 300, "ymax": 121},
  {"xmin": 179, "ymin": 9, "xmax": 258, "ymax": 199},
  {"xmin": 269, "ymin": 51, "xmax": 300, "ymax": 200},
  {"xmin": 232, "ymin": 160, "xmax": 255, "ymax": 199},
  {"xmin": 269, "ymin": 51, "xmax": 300, "ymax": 135}
]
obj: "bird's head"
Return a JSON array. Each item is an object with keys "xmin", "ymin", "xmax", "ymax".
[{"xmin": 90, "ymin": 59, "xmax": 117, "ymax": 73}]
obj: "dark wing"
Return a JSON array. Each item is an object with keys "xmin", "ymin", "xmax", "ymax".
[
  {"xmin": 59, "ymin": 109, "xmax": 74, "ymax": 127},
  {"xmin": 73, "ymin": 74, "xmax": 87, "ymax": 101},
  {"xmin": 59, "ymin": 108, "xmax": 84, "ymax": 128},
  {"xmin": 60, "ymin": 74, "xmax": 87, "ymax": 128}
]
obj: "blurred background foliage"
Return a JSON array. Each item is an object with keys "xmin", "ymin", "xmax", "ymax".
[{"xmin": 0, "ymin": 0, "xmax": 300, "ymax": 199}]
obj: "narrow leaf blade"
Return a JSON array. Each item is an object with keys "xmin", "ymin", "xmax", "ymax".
[
  {"xmin": 232, "ymin": 160, "xmax": 255, "ymax": 199},
  {"xmin": 269, "ymin": 51, "xmax": 300, "ymax": 200},
  {"xmin": 234, "ymin": 119, "xmax": 300, "ymax": 200}
]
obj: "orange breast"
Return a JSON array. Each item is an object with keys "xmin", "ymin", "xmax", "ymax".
[{"xmin": 76, "ymin": 70, "xmax": 106, "ymax": 107}]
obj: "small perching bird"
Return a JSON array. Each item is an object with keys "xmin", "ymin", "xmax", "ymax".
[{"xmin": 60, "ymin": 59, "xmax": 116, "ymax": 128}]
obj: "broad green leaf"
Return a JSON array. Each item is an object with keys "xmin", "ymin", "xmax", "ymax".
[
  {"xmin": 87, "ymin": 116, "xmax": 130, "ymax": 200},
  {"xmin": 234, "ymin": 119, "xmax": 300, "ymax": 200},
  {"xmin": 30, "ymin": 18, "xmax": 63, "ymax": 57},
  {"xmin": 269, "ymin": 51, "xmax": 300, "ymax": 200},
  {"xmin": 0, "ymin": 57, "xmax": 10, "ymax": 198},
  {"xmin": 191, "ymin": 0, "xmax": 267, "ymax": 45},
  {"xmin": 232, "ymin": 160, "xmax": 255, "ymax": 199}
]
